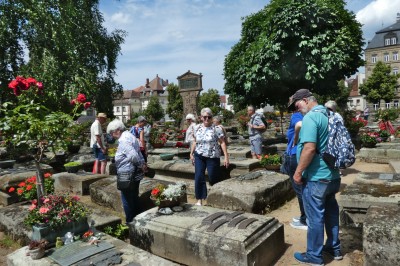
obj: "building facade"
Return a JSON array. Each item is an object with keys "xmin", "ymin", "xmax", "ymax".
[{"xmin": 365, "ymin": 13, "xmax": 400, "ymax": 110}]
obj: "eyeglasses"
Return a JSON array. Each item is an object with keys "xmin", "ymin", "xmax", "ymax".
[{"xmin": 202, "ymin": 116, "xmax": 212, "ymax": 120}]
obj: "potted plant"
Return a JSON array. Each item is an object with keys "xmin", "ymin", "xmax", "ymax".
[
  {"xmin": 150, "ymin": 182, "xmax": 186, "ymax": 208},
  {"xmin": 27, "ymin": 239, "xmax": 48, "ymax": 260},
  {"xmin": 260, "ymin": 154, "xmax": 281, "ymax": 170},
  {"xmin": 64, "ymin": 161, "xmax": 82, "ymax": 173},
  {"xmin": 346, "ymin": 117, "xmax": 368, "ymax": 137},
  {"xmin": 360, "ymin": 131, "xmax": 381, "ymax": 148},
  {"xmin": 25, "ymin": 194, "xmax": 89, "ymax": 243},
  {"xmin": 149, "ymin": 128, "xmax": 167, "ymax": 148},
  {"xmin": 379, "ymin": 130, "xmax": 390, "ymax": 142}
]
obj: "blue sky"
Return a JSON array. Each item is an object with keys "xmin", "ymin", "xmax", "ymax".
[{"xmin": 99, "ymin": 0, "xmax": 400, "ymax": 93}]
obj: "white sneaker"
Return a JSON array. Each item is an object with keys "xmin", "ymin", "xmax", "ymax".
[
  {"xmin": 292, "ymin": 216, "xmax": 300, "ymax": 223},
  {"xmin": 290, "ymin": 221, "xmax": 308, "ymax": 230}
]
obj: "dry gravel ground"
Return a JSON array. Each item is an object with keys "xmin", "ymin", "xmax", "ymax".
[{"xmin": 0, "ymin": 161, "xmax": 392, "ymax": 266}]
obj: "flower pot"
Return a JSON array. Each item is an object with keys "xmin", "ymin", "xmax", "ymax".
[
  {"xmin": 150, "ymin": 193, "xmax": 186, "ymax": 209},
  {"xmin": 65, "ymin": 165, "xmax": 81, "ymax": 173},
  {"xmin": 28, "ymin": 247, "xmax": 46, "ymax": 260},
  {"xmin": 0, "ymin": 160, "xmax": 16, "ymax": 169},
  {"xmin": 159, "ymin": 153, "xmax": 174, "ymax": 161},
  {"xmin": 31, "ymin": 219, "xmax": 89, "ymax": 244},
  {"xmin": 362, "ymin": 142, "xmax": 376, "ymax": 148},
  {"xmin": 67, "ymin": 144, "xmax": 81, "ymax": 154},
  {"xmin": 264, "ymin": 164, "xmax": 281, "ymax": 171}
]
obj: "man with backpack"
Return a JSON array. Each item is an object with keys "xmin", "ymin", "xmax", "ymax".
[
  {"xmin": 288, "ymin": 89, "xmax": 342, "ymax": 266},
  {"xmin": 247, "ymin": 105, "xmax": 266, "ymax": 159}
]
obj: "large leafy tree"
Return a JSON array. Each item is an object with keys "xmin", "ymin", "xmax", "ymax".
[
  {"xmin": 224, "ymin": 0, "xmax": 364, "ymax": 110},
  {"xmin": 359, "ymin": 61, "xmax": 399, "ymax": 103},
  {"xmin": 0, "ymin": 0, "xmax": 125, "ymax": 115},
  {"xmin": 198, "ymin": 89, "xmax": 221, "ymax": 115},
  {"xmin": 144, "ymin": 96, "xmax": 164, "ymax": 122},
  {"xmin": 166, "ymin": 83, "xmax": 183, "ymax": 124}
]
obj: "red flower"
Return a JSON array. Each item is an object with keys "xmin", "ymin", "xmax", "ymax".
[
  {"xmin": 76, "ymin": 93, "xmax": 86, "ymax": 103},
  {"xmin": 36, "ymin": 82, "xmax": 43, "ymax": 90},
  {"xmin": 84, "ymin": 102, "xmax": 91, "ymax": 109},
  {"xmin": 44, "ymin": 173, "xmax": 51, "ymax": 178},
  {"xmin": 8, "ymin": 80, "xmax": 18, "ymax": 90},
  {"xmin": 70, "ymin": 99, "xmax": 77, "ymax": 105},
  {"xmin": 8, "ymin": 187, "xmax": 15, "ymax": 193},
  {"xmin": 26, "ymin": 77, "xmax": 37, "ymax": 85},
  {"xmin": 17, "ymin": 189, "xmax": 23, "ymax": 195},
  {"xmin": 18, "ymin": 182, "xmax": 26, "ymax": 187},
  {"xmin": 26, "ymin": 185, "xmax": 33, "ymax": 191},
  {"xmin": 151, "ymin": 188, "xmax": 160, "ymax": 196}
]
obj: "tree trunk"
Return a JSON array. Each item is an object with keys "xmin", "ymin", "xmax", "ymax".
[{"xmin": 34, "ymin": 160, "xmax": 45, "ymax": 204}]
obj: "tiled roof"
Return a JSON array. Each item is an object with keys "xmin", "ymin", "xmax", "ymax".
[
  {"xmin": 366, "ymin": 19, "xmax": 400, "ymax": 49},
  {"xmin": 220, "ymin": 95, "xmax": 226, "ymax": 103},
  {"xmin": 348, "ymin": 77, "xmax": 360, "ymax": 97}
]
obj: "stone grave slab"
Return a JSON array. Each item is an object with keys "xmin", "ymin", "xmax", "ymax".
[
  {"xmin": 389, "ymin": 160, "xmax": 400, "ymax": 173},
  {"xmin": 339, "ymin": 172, "xmax": 400, "ymax": 225},
  {"xmin": 129, "ymin": 204, "xmax": 285, "ymax": 266},
  {"xmin": 90, "ymin": 177, "xmax": 186, "ymax": 214},
  {"xmin": 7, "ymin": 233, "xmax": 178, "ymax": 266},
  {"xmin": 357, "ymin": 146, "xmax": 400, "ymax": 163},
  {"xmin": 148, "ymin": 147, "xmax": 190, "ymax": 158},
  {"xmin": 0, "ymin": 201, "xmax": 121, "ymax": 246},
  {"xmin": 70, "ymin": 154, "xmax": 96, "ymax": 172},
  {"xmin": 48, "ymin": 240, "xmax": 114, "ymax": 265},
  {"xmin": 227, "ymin": 145, "xmax": 251, "ymax": 158},
  {"xmin": 363, "ymin": 205, "xmax": 400, "ymax": 266},
  {"xmin": 207, "ymin": 170, "xmax": 294, "ymax": 214},
  {"xmin": 53, "ymin": 172, "xmax": 109, "ymax": 195}
]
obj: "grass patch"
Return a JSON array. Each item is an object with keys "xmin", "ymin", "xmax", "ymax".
[{"xmin": 0, "ymin": 234, "xmax": 21, "ymax": 250}]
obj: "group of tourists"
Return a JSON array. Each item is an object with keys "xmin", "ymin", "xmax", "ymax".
[{"xmin": 90, "ymin": 89, "xmax": 343, "ymax": 265}]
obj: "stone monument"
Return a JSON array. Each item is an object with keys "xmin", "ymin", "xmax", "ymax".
[{"xmin": 177, "ymin": 70, "xmax": 203, "ymax": 127}]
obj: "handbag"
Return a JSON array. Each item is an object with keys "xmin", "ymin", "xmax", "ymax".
[
  {"xmin": 280, "ymin": 152, "xmax": 291, "ymax": 175},
  {"xmin": 117, "ymin": 167, "xmax": 141, "ymax": 190}
]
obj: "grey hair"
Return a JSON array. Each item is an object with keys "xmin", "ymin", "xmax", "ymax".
[
  {"xmin": 247, "ymin": 105, "xmax": 255, "ymax": 111},
  {"xmin": 213, "ymin": 115, "xmax": 222, "ymax": 123},
  {"xmin": 200, "ymin": 107, "xmax": 213, "ymax": 117},
  {"xmin": 306, "ymin": 96, "xmax": 317, "ymax": 102},
  {"xmin": 325, "ymin": 100, "xmax": 337, "ymax": 112},
  {"xmin": 107, "ymin": 119, "xmax": 126, "ymax": 134},
  {"xmin": 186, "ymin": 113, "xmax": 196, "ymax": 121}
]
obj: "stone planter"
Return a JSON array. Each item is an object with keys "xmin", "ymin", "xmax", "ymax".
[
  {"xmin": 67, "ymin": 144, "xmax": 81, "ymax": 154},
  {"xmin": 28, "ymin": 247, "xmax": 45, "ymax": 260},
  {"xmin": 0, "ymin": 160, "xmax": 16, "ymax": 169},
  {"xmin": 65, "ymin": 165, "xmax": 81, "ymax": 173},
  {"xmin": 151, "ymin": 143, "xmax": 165, "ymax": 149},
  {"xmin": 150, "ymin": 194, "xmax": 185, "ymax": 209},
  {"xmin": 31, "ymin": 219, "xmax": 89, "ymax": 244},
  {"xmin": 362, "ymin": 142, "xmax": 377, "ymax": 148}
]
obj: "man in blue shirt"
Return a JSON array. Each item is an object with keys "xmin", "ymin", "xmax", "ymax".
[
  {"xmin": 288, "ymin": 89, "xmax": 342, "ymax": 266},
  {"xmin": 284, "ymin": 108, "xmax": 306, "ymax": 230}
]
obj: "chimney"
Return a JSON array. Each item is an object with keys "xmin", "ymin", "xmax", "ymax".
[
  {"xmin": 397, "ymin": 12, "xmax": 400, "ymax": 22},
  {"xmin": 146, "ymin": 78, "xmax": 149, "ymax": 87}
]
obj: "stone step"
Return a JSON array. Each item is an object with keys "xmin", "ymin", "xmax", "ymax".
[
  {"xmin": 389, "ymin": 160, "xmax": 400, "ymax": 173},
  {"xmin": 53, "ymin": 172, "xmax": 110, "ymax": 195},
  {"xmin": 358, "ymin": 146, "xmax": 400, "ymax": 163}
]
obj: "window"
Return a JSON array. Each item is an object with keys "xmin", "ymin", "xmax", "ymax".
[
  {"xmin": 385, "ymin": 38, "xmax": 391, "ymax": 45},
  {"xmin": 394, "ymin": 101, "xmax": 399, "ymax": 109},
  {"xmin": 386, "ymin": 102, "xmax": 391, "ymax": 109},
  {"xmin": 393, "ymin": 53, "xmax": 399, "ymax": 61},
  {"xmin": 392, "ymin": 37, "xmax": 397, "ymax": 45},
  {"xmin": 356, "ymin": 99, "xmax": 360, "ymax": 105},
  {"xmin": 86, "ymin": 109, "xmax": 94, "ymax": 116},
  {"xmin": 122, "ymin": 116, "xmax": 126, "ymax": 123},
  {"xmin": 122, "ymin": 107, "xmax": 126, "ymax": 112},
  {"xmin": 116, "ymin": 107, "xmax": 120, "ymax": 112},
  {"xmin": 394, "ymin": 68, "xmax": 399, "ymax": 75},
  {"xmin": 371, "ymin": 55, "xmax": 377, "ymax": 63},
  {"xmin": 384, "ymin": 54, "xmax": 390, "ymax": 62},
  {"xmin": 373, "ymin": 103, "xmax": 379, "ymax": 110}
]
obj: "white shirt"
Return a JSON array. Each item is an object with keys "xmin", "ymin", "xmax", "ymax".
[{"xmin": 90, "ymin": 119, "xmax": 105, "ymax": 148}]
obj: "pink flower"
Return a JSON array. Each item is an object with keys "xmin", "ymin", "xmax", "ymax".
[
  {"xmin": 72, "ymin": 195, "xmax": 80, "ymax": 201},
  {"xmin": 39, "ymin": 207, "xmax": 50, "ymax": 214},
  {"xmin": 29, "ymin": 204, "xmax": 37, "ymax": 211},
  {"xmin": 70, "ymin": 99, "xmax": 77, "ymax": 105},
  {"xmin": 36, "ymin": 82, "xmax": 43, "ymax": 90},
  {"xmin": 43, "ymin": 198, "xmax": 50, "ymax": 203}
]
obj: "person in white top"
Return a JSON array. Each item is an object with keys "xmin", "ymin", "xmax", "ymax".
[
  {"xmin": 184, "ymin": 113, "xmax": 197, "ymax": 149},
  {"xmin": 90, "ymin": 113, "xmax": 107, "ymax": 174}
]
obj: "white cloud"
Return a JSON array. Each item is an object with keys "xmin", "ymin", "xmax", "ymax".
[
  {"xmin": 356, "ymin": 0, "xmax": 400, "ymax": 40},
  {"xmin": 110, "ymin": 12, "xmax": 132, "ymax": 25}
]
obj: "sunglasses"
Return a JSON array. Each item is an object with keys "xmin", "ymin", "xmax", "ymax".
[{"xmin": 202, "ymin": 116, "xmax": 212, "ymax": 120}]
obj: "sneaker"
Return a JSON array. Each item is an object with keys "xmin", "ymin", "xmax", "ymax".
[
  {"xmin": 294, "ymin": 252, "xmax": 324, "ymax": 266},
  {"xmin": 292, "ymin": 216, "xmax": 300, "ymax": 223},
  {"xmin": 290, "ymin": 221, "xmax": 308, "ymax": 230},
  {"xmin": 322, "ymin": 247, "xmax": 343, "ymax": 260}
]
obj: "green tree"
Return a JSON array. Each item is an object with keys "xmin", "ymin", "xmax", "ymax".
[
  {"xmin": 359, "ymin": 61, "xmax": 399, "ymax": 103},
  {"xmin": 166, "ymin": 83, "xmax": 183, "ymax": 124},
  {"xmin": 0, "ymin": 0, "xmax": 125, "ymax": 113},
  {"xmin": 223, "ymin": 0, "xmax": 363, "ymax": 110},
  {"xmin": 198, "ymin": 89, "xmax": 221, "ymax": 115},
  {"xmin": 144, "ymin": 96, "xmax": 164, "ymax": 122},
  {"xmin": 315, "ymin": 80, "xmax": 350, "ymax": 111}
]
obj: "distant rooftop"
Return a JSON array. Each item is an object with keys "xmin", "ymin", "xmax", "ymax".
[{"xmin": 366, "ymin": 13, "xmax": 400, "ymax": 49}]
